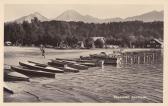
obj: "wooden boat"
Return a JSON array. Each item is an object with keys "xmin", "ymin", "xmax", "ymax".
[
  {"xmin": 65, "ymin": 62, "xmax": 88, "ymax": 70},
  {"xmin": 55, "ymin": 58, "xmax": 97, "ymax": 67},
  {"xmin": 56, "ymin": 57, "xmax": 97, "ymax": 63},
  {"xmin": 81, "ymin": 53, "xmax": 119, "ymax": 65},
  {"xmin": 56, "ymin": 60, "xmax": 88, "ymax": 70},
  {"xmin": 49, "ymin": 60, "xmax": 65, "ymax": 67},
  {"xmin": 4, "ymin": 69, "xmax": 29, "ymax": 81},
  {"xmin": 48, "ymin": 61, "xmax": 79, "ymax": 73},
  {"xmin": 55, "ymin": 58, "xmax": 78, "ymax": 62},
  {"xmin": 28, "ymin": 61, "xmax": 47, "ymax": 67},
  {"xmin": 19, "ymin": 61, "xmax": 64, "ymax": 73},
  {"xmin": 11, "ymin": 66, "xmax": 56, "ymax": 78},
  {"xmin": 51, "ymin": 59, "xmax": 89, "ymax": 70},
  {"xmin": 4, "ymin": 83, "xmax": 14, "ymax": 94},
  {"xmin": 79, "ymin": 62, "xmax": 97, "ymax": 67}
]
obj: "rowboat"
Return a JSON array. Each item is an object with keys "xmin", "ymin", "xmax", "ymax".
[
  {"xmin": 48, "ymin": 61, "xmax": 79, "ymax": 73},
  {"xmin": 56, "ymin": 57, "xmax": 97, "ymax": 63},
  {"xmin": 19, "ymin": 61, "xmax": 64, "ymax": 73},
  {"xmin": 4, "ymin": 69, "xmax": 29, "ymax": 81},
  {"xmin": 55, "ymin": 58, "xmax": 97, "ymax": 68},
  {"xmin": 65, "ymin": 62, "xmax": 88, "ymax": 70},
  {"xmin": 55, "ymin": 60, "xmax": 88, "ymax": 70},
  {"xmin": 79, "ymin": 62, "xmax": 97, "ymax": 67},
  {"xmin": 55, "ymin": 58, "xmax": 78, "ymax": 62},
  {"xmin": 49, "ymin": 59, "xmax": 65, "ymax": 67},
  {"xmin": 11, "ymin": 66, "xmax": 56, "ymax": 78},
  {"xmin": 4, "ymin": 83, "xmax": 14, "ymax": 94},
  {"xmin": 28, "ymin": 61, "xmax": 47, "ymax": 67}
]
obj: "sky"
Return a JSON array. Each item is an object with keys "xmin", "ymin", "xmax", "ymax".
[{"xmin": 5, "ymin": 4, "xmax": 163, "ymax": 22}]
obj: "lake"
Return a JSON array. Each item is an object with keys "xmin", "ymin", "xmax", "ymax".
[{"xmin": 4, "ymin": 46, "xmax": 163, "ymax": 103}]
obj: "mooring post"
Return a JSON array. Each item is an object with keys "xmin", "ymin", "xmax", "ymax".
[
  {"xmin": 152, "ymin": 52, "xmax": 155, "ymax": 64},
  {"xmin": 125, "ymin": 55, "xmax": 128, "ymax": 64},
  {"xmin": 138, "ymin": 55, "xmax": 140, "ymax": 64},
  {"xmin": 143, "ymin": 53, "xmax": 146, "ymax": 64},
  {"xmin": 131, "ymin": 57, "xmax": 133, "ymax": 64},
  {"xmin": 101, "ymin": 60, "xmax": 104, "ymax": 71},
  {"xmin": 146, "ymin": 55, "xmax": 149, "ymax": 64},
  {"xmin": 117, "ymin": 57, "xmax": 122, "ymax": 68}
]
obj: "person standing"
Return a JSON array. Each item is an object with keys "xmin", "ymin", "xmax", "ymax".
[{"xmin": 40, "ymin": 44, "xmax": 45, "ymax": 58}]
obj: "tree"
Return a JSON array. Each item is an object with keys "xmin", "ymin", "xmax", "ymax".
[
  {"xmin": 94, "ymin": 39, "xmax": 104, "ymax": 48},
  {"xmin": 128, "ymin": 35, "xmax": 137, "ymax": 48},
  {"xmin": 4, "ymin": 20, "xmax": 163, "ymax": 48},
  {"xmin": 64, "ymin": 36, "xmax": 78, "ymax": 47},
  {"xmin": 85, "ymin": 38, "xmax": 94, "ymax": 49}
]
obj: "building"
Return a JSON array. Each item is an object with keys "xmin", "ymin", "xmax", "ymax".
[
  {"xmin": 146, "ymin": 38, "xmax": 163, "ymax": 48},
  {"xmin": 106, "ymin": 45, "xmax": 119, "ymax": 49},
  {"xmin": 5, "ymin": 41, "xmax": 12, "ymax": 46}
]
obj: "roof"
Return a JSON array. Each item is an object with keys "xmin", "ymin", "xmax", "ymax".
[
  {"xmin": 90, "ymin": 37, "xmax": 105, "ymax": 41},
  {"xmin": 5, "ymin": 41, "xmax": 12, "ymax": 43},
  {"xmin": 153, "ymin": 38, "xmax": 163, "ymax": 45}
]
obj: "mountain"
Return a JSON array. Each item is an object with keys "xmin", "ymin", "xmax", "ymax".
[
  {"xmin": 14, "ymin": 12, "xmax": 49, "ymax": 23},
  {"xmin": 103, "ymin": 17, "xmax": 124, "ymax": 23},
  {"xmin": 125, "ymin": 11, "xmax": 163, "ymax": 22},
  {"xmin": 11, "ymin": 10, "xmax": 163, "ymax": 24},
  {"xmin": 54, "ymin": 10, "xmax": 163, "ymax": 23},
  {"xmin": 55, "ymin": 10, "xmax": 100, "ymax": 23}
]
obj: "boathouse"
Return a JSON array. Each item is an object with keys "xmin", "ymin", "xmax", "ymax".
[{"xmin": 146, "ymin": 38, "xmax": 163, "ymax": 48}]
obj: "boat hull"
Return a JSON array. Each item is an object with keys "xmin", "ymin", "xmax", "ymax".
[
  {"xmin": 48, "ymin": 62, "xmax": 79, "ymax": 73},
  {"xmin": 11, "ymin": 66, "xmax": 56, "ymax": 78},
  {"xmin": 19, "ymin": 62, "xmax": 64, "ymax": 73},
  {"xmin": 4, "ymin": 70, "xmax": 29, "ymax": 81}
]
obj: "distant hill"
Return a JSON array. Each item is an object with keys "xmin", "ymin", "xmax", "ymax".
[
  {"xmin": 14, "ymin": 12, "xmax": 49, "ymax": 23},
  {"xmin": 55, "ymin": 10, "xmax": 100, "ymax": 23},
  {"xmin": 11, "ymin": 10, "xmax": 163, "ymax": 24},
  {"xmin": 125, "ymin": 10, "xmax": 163, "ymax": 22},
  {"xmin": 54, "ymin": 10, "xmax": 163, "ymax": 23}
]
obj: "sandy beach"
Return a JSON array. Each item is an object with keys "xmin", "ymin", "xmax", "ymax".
[{"xmin": 4, "ymin": 46, "xmax": 163, "ymax": 103}]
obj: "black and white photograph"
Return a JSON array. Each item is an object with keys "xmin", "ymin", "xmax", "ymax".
[{"xmin": 3, "ymin": 3, "xmax": 164, "ymax": 103}]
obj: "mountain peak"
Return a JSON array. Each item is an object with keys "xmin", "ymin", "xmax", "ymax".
[
  {"xmin": 31, "ymin": 12, "xmax": 41, "ymax": 15},
  {"xmin": 125, "ymin": 10, "xmax": 163, "ymax": 22},
  {"xmin": 10, "ymin": 9, "xmax": 163, "ymax": 24},
  {"xmin": 14, "ymin": 12, "xmax": 48, "ymax": 23}
]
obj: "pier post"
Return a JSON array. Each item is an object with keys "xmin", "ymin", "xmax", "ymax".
[
  {"xmin": 138, "ymin": 56, "xmax": 140, "ymax": 64},
  {"xmin": 146, "ymin": 55, "xmax": 149, "ymax": 64},
  {"xmin": 152, "ymin": 53, "xmax": 155, "ymax": 64},
  {"xmin": 143, "ymin": 53, "xmax": 146, "ymax": 64},
  {"xmin": 101, "ymin": 60, "xmax": 104, "ymax": 71},
  {"xmin": 125, "ymin": 55, "xmax": 128, "ymax": 64},
  {"xmin": 131, "ymin": 57, "xmax": 133, "ymax": 64},
  {"xmin": 117, "ymin": 57, "xmax": 122, "ymax": 68}
]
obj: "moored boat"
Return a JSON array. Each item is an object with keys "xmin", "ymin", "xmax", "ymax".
[
  {"xmin": 55, "ymin": 58, "xmax": 97, "ymax": 67},
  {"xmin": 58, "ymin": 60, "xmax": 88, "ymax": 70},
  {"xmin": 11, "ymin": 66, "xmax": 56, "ymax": 78},
  {"xmin": 19, "ymin": 61, "xmax": 64, "ymax": 73},
  {"xmin": 48, "ymin": 61, "xmax": 79, "ymax": 73},
  {"xmin": 4, "ymin": 69, "xmax": 29, "ymax": 81},
  {"xmin": 49, "ymin": 60, "xmax": 65, "ymax": 67},
  {"xmin": 4, "ymin": 83, "xmax": 14, "ymax": 94},
  {"xmin": 79, "ymin": 62, "xmax": 97, "ymax": 67}
]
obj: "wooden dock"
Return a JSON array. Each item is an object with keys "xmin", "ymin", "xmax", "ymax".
[{"xmin": 117, "ymin": 50, "xmax": 162, "ymax": 67}]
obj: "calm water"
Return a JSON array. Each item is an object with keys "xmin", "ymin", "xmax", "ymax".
[{"xmin": 4, "ymin": 47, "xmax": 163, "ymax": 103}]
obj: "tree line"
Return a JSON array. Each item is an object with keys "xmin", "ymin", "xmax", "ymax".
[{"xmin": 4, "ymin": 17, "xmax": 163, "ymax": 48}]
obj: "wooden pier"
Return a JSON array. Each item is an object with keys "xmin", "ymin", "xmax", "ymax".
[{"xmin": 119, "ymin": 50, "xmax": 162, "ymax": 66}]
